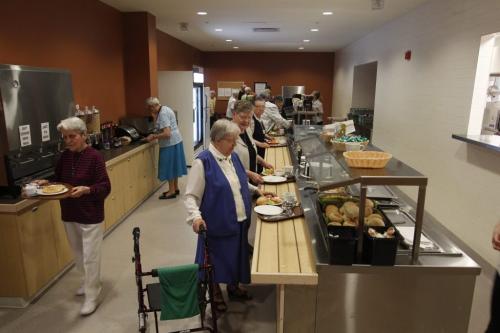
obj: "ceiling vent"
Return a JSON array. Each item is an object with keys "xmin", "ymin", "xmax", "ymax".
[
  {"xmin": 371, "ymin": 0, "xmax": 384, "ymax": 10},
  {"xmin": 253, "ymin": 27, "xmax": 280, "ymax": 32},
  {"xmin": 179, "ymin": 22, "xmax": 189, "ymax": 31}
]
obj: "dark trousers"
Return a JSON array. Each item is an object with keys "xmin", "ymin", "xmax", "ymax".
[
  {"xmin": 486, "ymin": 272, "xmax": 500, "ymax": 333},
  {"xmin": 210, "ymin": 116, "xmax": 216, "ymax": 129}
]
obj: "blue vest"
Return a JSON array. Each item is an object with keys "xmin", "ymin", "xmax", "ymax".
[{"xmin": 198, "ymin": 150, "xmax": 251, "ymax": 237}]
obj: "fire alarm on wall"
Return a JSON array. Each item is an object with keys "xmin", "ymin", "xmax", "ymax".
[{"xmin": 405, "ymin": 50, "xmax": 412, "ymax": 61}]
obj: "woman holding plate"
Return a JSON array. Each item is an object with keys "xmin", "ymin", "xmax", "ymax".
[{"xmin": 34, "ymin": 116, "xmax": 111, "ymax": 316}]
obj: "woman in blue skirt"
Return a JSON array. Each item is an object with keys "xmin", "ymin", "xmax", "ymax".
[{"xmin": 145, "ymin": 97, "xmax": 187, "ymax": 199}]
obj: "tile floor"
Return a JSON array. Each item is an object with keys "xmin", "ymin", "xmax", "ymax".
[{"xmin": 0, "ymin": 180, "xmax": 494, "ymax": 332}]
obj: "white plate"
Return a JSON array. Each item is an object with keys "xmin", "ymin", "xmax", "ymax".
[
  {"xmin": 254, "ymin": 205, "xmax": 283, "ymax": 216},
  {"xmin": 37, "ymin": 187, "xmax": 69, "ymax": 196},
  {"xmin": 262, "ymin": 175, "xmax": 287, "ymax": 183}
]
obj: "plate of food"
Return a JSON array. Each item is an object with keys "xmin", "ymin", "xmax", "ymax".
[
  {"xmin": 256, "ymin": 195, "xmax": 283, "ymax": 206},
  {"xmin": 37, "ymin": 184, "xmax": 69, "ymax": 196},
  {"xmin": 262, "ymin": 175, "xmax": 287, "ymax": 183},
  {"xmin": 254, "ymin": 205, "xmax": 283, "ymax": 216}
]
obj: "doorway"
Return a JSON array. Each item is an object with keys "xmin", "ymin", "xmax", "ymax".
[{"xmin": 351, "ymin": 61, "xmax": 378, "ymax": 140}]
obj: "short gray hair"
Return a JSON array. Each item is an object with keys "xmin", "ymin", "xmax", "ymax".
[
  {"xmin": 233, "ymin": 100, "xmax": 253, "ymax": 115},
  {"xmin": 258, "ymin": 92, "xmax": 270, "ymax": 101},
  {"xmin": 57, "ymin": 117, "xmax": 87, "ymax": 134},
  {"xmin": 145, "ymin": 97, "xmax": 160, "ymax": 106},
  {"xmin": 210, "ymin": 119, "xmax": 240, "ymax": 142}
]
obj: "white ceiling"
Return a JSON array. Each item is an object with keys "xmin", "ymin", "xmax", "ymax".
[{"xmin": 100, "ymin": 0, "xmax": 429, "ymax": 52}]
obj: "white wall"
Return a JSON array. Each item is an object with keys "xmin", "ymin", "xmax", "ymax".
[
  {"xmin": 332, "ymin": 0, "xmax": 500, "ymax": 268},
  {"xmin": 158, "ymin": 71, "xmax": 194, "ymax": 164},
  {"xmin": 352, "ymin": 61, "xmax": 378, "ymax": 109}
]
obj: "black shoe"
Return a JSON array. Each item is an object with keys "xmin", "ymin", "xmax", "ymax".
[
  {"xmin": 176, "ymin": 190, "xmax": 180, "ymax": 195},
  {"xmin": 159, "ymin": 193, "xmax": 177, "ymax": 200},
  {"xmin": 227, "ymin": 287, "xmax": 253, "ymax": 301}
]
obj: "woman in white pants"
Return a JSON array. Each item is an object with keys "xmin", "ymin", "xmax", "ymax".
[{"xmin": 36, "ymin": 117, "xmax": 111, "ymax": 315}]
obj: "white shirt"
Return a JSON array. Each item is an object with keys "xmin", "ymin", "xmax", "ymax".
[
  {"xmin": 226, "ymin": 96, "xmax": 236, "ymax": 119},
  {"xmin": 233, "ymin": 128, "xmax": 257, "ymax": 170},
  {"xmin": 261, "ymin": 101, "xmax": 291, "ymax": 132},
  {"xmin": 312, "ymin": 99, "xmax": 324, "ymax": 123},
  {"xmin": 184, "ymin": 143, "xmax": 258, "ymax": 225}
]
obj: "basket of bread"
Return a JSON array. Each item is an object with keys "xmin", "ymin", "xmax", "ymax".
[{"xmin": 343, "ymin": 151, "xmax": 392, "ymax": 169}]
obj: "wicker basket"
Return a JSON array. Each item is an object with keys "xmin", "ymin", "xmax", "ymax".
[
  {"xmin": 343, "ymin": 151, "xmax": 392, "ymax": 169},
  {"xmin": 332, "ymin": 140, "xmax": 369, "ymax": 152}
]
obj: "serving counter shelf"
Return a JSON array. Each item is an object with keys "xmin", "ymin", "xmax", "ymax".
[{"xmin": 258, "ymin": 126, "xmax": 481, "ymax": 333}]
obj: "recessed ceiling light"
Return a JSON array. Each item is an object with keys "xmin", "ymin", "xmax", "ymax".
[
  {"xmin": 197, "ymin": 11, "xmax": 207, "ymax": 15},
  {"xmin": 322, "ymin": 11, "xmax": 333, "ymax": 15},
  {"xmin": 310, "ymin": 28, "xmax": 319, "ymax": 32},
  {"xmin": 215, "ymin": 28, "xmax": 223, "ymax": 32},
  {"xmin": 303, "ymin": 39, "xmax": 310, "ymax": 43},
  {"xmin": 233, "ymin": 46, "xmax": 239, "ymax": 49},
  {"xmin": 298, "ymin": 47, "xmax": 304, "ymax": 50},
  {"xmin": 225, "ymin": 39, "xmax": 232, "ymax": 42}
]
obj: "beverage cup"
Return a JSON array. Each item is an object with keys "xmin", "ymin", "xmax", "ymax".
[
  {"xmin": 284, "ymin": 165, "xmax": 293, "ymax": 176},
  {"xmin": 345, "ymin": 142, "xmax": 365, "ymax": 151},
  {"xmin": 23, "ymin": 184, "xmax": 38, "ymax": 197}
]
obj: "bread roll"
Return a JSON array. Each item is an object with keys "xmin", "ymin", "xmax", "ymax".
[
  {"xmin": 327, "ymin": 212, "xmax": 343, "ymax": 223},
  {"xmin": 365, "ymin": 217, "xmax": 385, "ymax": 227},
  {"xmin": 343, "ymin": 202, "xmax": 359, "ymax": 219},
  {"xmin": 365, "ymin": 199, "xmax": 374, "ymax": 209},
  {"xmin": 325, "ymin": 205, "xmax": 339, "ymax": 215}
]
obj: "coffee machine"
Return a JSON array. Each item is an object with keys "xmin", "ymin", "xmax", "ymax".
[{"xmin": 0, "ymin": 64, "xmax": 74, "ymax": 197}]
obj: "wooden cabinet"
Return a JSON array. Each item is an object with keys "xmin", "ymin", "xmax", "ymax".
[
  {"xmin": 17, "ymin": 203, "xmax": 59, "ymax": 297},
  {"xmin": 0, "ymin": 143, "xmax": 161, "ymax": 305},
  {"xmin": 104, "ymin": 161, "xmax": 126, "ymax": 230},
  {"xmin": 50, "ymin": 201, "xmax": 73, "ymax": 270}
]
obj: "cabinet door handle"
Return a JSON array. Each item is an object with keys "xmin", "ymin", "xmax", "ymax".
[{"xmin": 32, "ymin": 206, "xmax": 38, "ymax": 212}]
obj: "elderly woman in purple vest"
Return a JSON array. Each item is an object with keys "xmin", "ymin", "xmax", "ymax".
[{"xmin": 184, "ymin": 119, "xmax": 272, "ymax": 312}]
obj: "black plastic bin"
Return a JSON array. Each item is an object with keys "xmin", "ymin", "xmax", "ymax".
[
  {"xmin": 363, "ymin": 226, "xmax": 400, "ymax": 266},
  {"xmin": 328, "ymin": 225, "xmax": 357, "ymax": 265}
]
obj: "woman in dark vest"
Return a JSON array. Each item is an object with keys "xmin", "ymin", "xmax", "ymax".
[
  {"xmin": 251, "ymin": 96, "xmax": 270, "ymax": 174},
  {"xmin": 183, "ymin": 119, "xmax": 272, "ymax": 312}
]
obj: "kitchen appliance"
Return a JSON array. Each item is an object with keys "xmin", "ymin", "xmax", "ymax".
[
  {"xmin": 115, "ymin": 125, "xmax": 141, "ymax": 141},
  {"xmin": 119, "ymin": 116, "xmax": 154, "ymax": 136},
  {"xmin": 482, "ymin": 102, "xmax": 500, "ymax": 134},
  {"xmin": 348, "ymin": 108, "xmax": 374, "ymax": 140},
  {"xmin": 0, "ymin": 64, "xmax": 74, "ymax": 197},
  {"xmin": 282, "ymin": 85, "xmax": 305, "ymax": 110}
]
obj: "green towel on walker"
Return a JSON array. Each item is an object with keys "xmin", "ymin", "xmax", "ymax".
[{"xmin": 157, "ymin": 264, "xmax": 200, "ymax": 320}]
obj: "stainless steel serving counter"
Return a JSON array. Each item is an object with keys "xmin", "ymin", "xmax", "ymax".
[{"xmin": 279, "ymin": 125, "xmax": 481, "ymax": 333}]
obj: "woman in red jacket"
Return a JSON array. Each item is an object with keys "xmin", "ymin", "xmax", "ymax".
[{"xmin": 35, "ymin": 117, "xmax": 110, "ymax": 316}]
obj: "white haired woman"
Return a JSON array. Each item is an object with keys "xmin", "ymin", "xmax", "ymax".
[
  {"xmin": 232, "ymin": 100, "xmax": 274, "ymax": 185},
  {"xmin": 145, "ymin": 97, "xmax": 187, "ymax": 199},
  {"xmin": 184, "ymin": 119, "xmax": 273, "ymax": 312},
  {"xmin": 34, "ymin": 117, "xmax": 111, "ymax": 316}
]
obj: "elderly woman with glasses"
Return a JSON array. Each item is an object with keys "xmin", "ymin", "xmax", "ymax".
[
  {"xmin": 34, "ymin": 117, "xmax": 111, "ymax": 316},
  {"xmin": 184, "ymin": 119, "xmax": 272, "ymax": 312},
  {"xmin": 231, "ymin": 100, "xmax": 274, "ymax": 185}
]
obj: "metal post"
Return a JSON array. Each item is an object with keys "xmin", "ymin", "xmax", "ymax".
[
  {"xmin": 357, "ymin": 185, "xmax": 368, "ymax": 261},
  {"xmin": 412, "ymin": 185, "xmax": 427, "ymax": 264}
]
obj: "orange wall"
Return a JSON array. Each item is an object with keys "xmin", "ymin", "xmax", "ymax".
[
  {"xmin": 0, "ymin": 0, "xmax": 126, "ymax": 123},
  {"xmin": 203, "ymin": 52, "xmax": 335, "ymax": 119},
  {"xmin": 157, "ymin": 30, "xmax": 202, "ymax": 71}
]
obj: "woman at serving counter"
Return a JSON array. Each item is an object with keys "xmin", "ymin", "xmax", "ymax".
[
  {"xmin": 251, "ymin": 96, "xmax": 270, "ymax": 173},
  {"xmin": 35, "ymin": 117, "xmax": 111, "ymax": 316},
  {"xmin": 184, "ymin": 119, "xmax": 271, "ymax": 311},
  {"xmin": 486, "ymin": 221, "xmax": 500, "ymax": 333},
  {"xmin": 232, "ymin": 100, "xmax": 273, "ymax": 184},
  {"xmin": 145, "ymin": 97, "xmax": 187, "ymax": 199}
]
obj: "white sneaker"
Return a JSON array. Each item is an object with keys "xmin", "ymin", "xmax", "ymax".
[
  {"xmin": 80, "ymin": 288, "xmax": 101, "ymax": 316},
  {"xmin": 75, "ymin": 286, "xmax": 85, "ymax": 296},
  {"xmin": 80, "ymin": 299, "xmax": 98, "ymax": 316}
]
